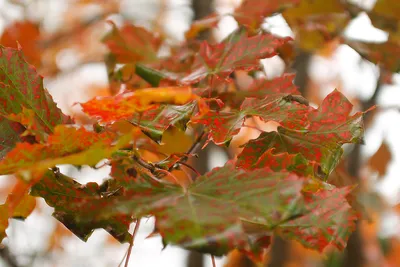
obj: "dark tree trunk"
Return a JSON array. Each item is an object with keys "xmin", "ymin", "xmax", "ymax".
[
  {"xmin": 292, "ymin": 51, "xmax": 312, "ymax": 96},
  {"xmin": 266, "ymin": 50, "xmax": 311, "ymax": 267},
  {"xmin": 267, "ymin": 237, "xmax": 290, "ymax": 267},
  {"xmin": 342, "ymin": 72, "xmax": 382, "ymax": 267},
  {"xmin": 187, "ymin": 251, "xmax": 205, "ymax": 267},
  {"xmin": 186, "ymin": 2, "xmax": 214, "ymax": 266},
  {"xmin": 191, "ymin": 0, "xmax": 214, "ymax": 40}
]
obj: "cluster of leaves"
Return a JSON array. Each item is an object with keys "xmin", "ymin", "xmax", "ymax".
[{"xmin": 2, "ymin": 0, "xmax": 398, "ymax": 264}]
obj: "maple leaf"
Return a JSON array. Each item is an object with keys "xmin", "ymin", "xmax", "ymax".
[
  {"xmin": 238, "ymin": 90, "xmax": 368, "ymax": 177},
  {"xmin": 157, "ymin": 43, "xmax": 199, "ymax": 74},
  {"xmin": 6, "ymin": 107, "xmax": 51, "ymax": 141},
  {"xmin": 70, "ymin": 163, "xmax": 356, "ymax": 255},
  {"xmin": 102, "ymin": 21, "xmax": 161, "ymax": 64},
  {"xmin": 0, "ymin": 21, "xmax": 41, "ymax": 67},
  {"xmin": 369, "ymin": 0, "xmax": 400, "ymax": 32},
  {"xmin": 283, "ymin": 0, "xmax": 346, "ymax": 26},
  {"xmin": 282, "ymin": 0, "xmax": 349, "ymax": 51},
  {"xmin": 0, "ymin": 117, "xmax": 25, "ymax": 159},
  {"xmin": 346, "ymin": 39, "xmax": 400, "ymax": 72},
  {"xmin": 277, "ymin": 186, "xmax": 357, "ymax": 251},
  {"xmin": 185, "ymin": 14, "xmax": 221, "ymax": 40},
  {"xmin": 0, "ymin": 181, "xmax": 36, "ymax": 242},
  {"xmin": 192, "ymin": 94, "xmax": 309, "ymax": 145},
  {"xmin": 234, "ymin": 0, "xmax": 300, "ymax": 30},
  {"xmin": 30, "ymin": 170, "xmax": 132, "ymax": 242},
  {"xmin": 368, "ymin": 141, "xmax": 392, "ymax": 177},
  {"xmin": 180, "ymin": 30, "xmax": 292, "ymax": 85},
  {"xmin": 0, "ymin": 125, "xmax": 125, "ymax": 176},
  {"xmin": 237, "ymin": 148, "xmax": 316, "ymax": 177},
  {"xmin": 81, "ymin": 86, "xmax": 202, "ymax": 123},
  {"xmin": 0, "ymin": 46, "xmax": 71, "ymax": 144},
  {"xmin": 129, "ymin": 101, "xmax": 197, "ymax": 143},
  {"xmin": 220, "ymin": 73, "xmax": 301, "ymax": 108}
]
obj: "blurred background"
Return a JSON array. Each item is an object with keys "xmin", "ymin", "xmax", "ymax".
[{"xmin": 0, "ymin": 0, "xmax": 399, "ymax": 266}]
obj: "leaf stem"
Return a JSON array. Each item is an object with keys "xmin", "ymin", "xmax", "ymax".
[
  {"xmin": 118, "ymin": 249, "xmax": 128, "ymax": 267},
  {"xmin": 177, "ymin": 161, "xmax": 201, "ymax": 176},
  {"xmin": 131, "ymin": 129, "xmax": 205, "ymax": 180},
  {"xmin": 168, "ymin": 129, "xmax": 205, "ymax": 172},
  {"xmin": 132, "ymin": 154, "xmax": 156, "ymax": 173},
  {"xmin": 211, "ymin": 255, "xmax": 216, "ymax": 267},
  {"xmin": 242, "ymin": 124, "xmax": 263, "ymax": 132},
  {"xmin": 188, "ymin": 130, "xmax": 206, "ymax": 156},
  {"xmin": 124, "ymin": 219, "xmax": 141, "ymax": 267}
]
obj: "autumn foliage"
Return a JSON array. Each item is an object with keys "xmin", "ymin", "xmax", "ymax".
[{"xmin": 0, "ymin": 0, "xmax": 399, "ymax": 266}]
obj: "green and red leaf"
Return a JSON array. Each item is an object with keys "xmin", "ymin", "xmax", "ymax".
[
  {"xmin": 0, "ymin": 118, "xmax": 25, "ymax": 159},
  {"xmin": 192, "ymin": 94, "xmax": 309, "ymax": 145},
  {"xmin": 181, "ymin": 31, "xmax": 292, "ymax": 85},
  {"xmin": 0, "ymin": 125, "xmax": 122, "ymax": 176},
  {"xmin": 220, "ymin": 73, "xmax": 301, "ymax": 108},
  {"xmin": 277, "ymin": 186, "xmax": 357, "ymax": 251},
  {"xmin": 129, "ymin": 101, "xmax": 197, "ymax": 143},
  {"xmin": 30, "ymin": 170, "xmax": 132, "ymax": 243},
  {"xmin": 69, "ymin": 163, "xmax": 356, "ymax": 255},
  {"xmin": 238, "ymin": 90, "xmax": 369, "ymax": 177},
  {"xmin": 237, "ymin": 148, "xmax": 316, "ymax": 177},
  {"xmin": 0, "ymin": 46, "xmax": 71, "ymax": 155},
  {"xmin": 0, "ymin": 46, "xmax": 71, "ymax": 133}
]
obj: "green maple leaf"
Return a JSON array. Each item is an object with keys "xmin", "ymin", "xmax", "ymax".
[
  {"xmin": 68, "ymin": 163, "xmax": 356, "ymax": 255},
  {"xmin": 0, "ymin": 46, "xmax": 71, "ymax": 156},
  {"xmin": 238, "ymin": 90, "xmax": 369, "ymax": 177},
  {"xmin": 0, "ymin": 125, "xmax": 128, "ymax": 177},
  {"xmin": 30, "ymin": 170, "xmax": 132, "ymax": 242}
]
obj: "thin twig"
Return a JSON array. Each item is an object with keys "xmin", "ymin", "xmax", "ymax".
[
  {"xmin": 168, "ymin": 130, "xmax": 205, "ymax": 172},
  {"xmin": 211, "ymin": 255, "xmax": 217, "ymax": 267},
  {"xmin": 156, "ymin": 169, "xmax": 183, "ymax": 188},
  {"xmin": 118, "ymin": 249, "xmax": 129, "ymax": 267},
  {"xmin": 242, "ymin": 124, "xmax": 264, "ymax": 132},
  {"xmin": 178, "ymin": 161, "xmax": 201, "ymax": 176},
  {"xmin": 132, "ymin": 154, "xmax": 156, "ymax": 173},
  {"xmin": 188, "ymin": 130, "xmax": 206, "ymax": 155},
  {"xmin": 124, "ymin": 220, "xmax": 141, "ymax": 267},
  {"xmin": 39, "ymin": 11, "xmax": 114, "ymax": 49}
]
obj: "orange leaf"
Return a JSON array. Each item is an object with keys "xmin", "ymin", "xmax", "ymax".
[
  {"xmin": 81, "ymin": 86, "xmax": 204, "ymax": 122},
  {"xmin": 0, "ymin": 21, "xmax": 41, "ymax": 67},
  {"xmin": 185, "ymin": 13, "xmax": 220, "ymax": 39},
  {"xmin": 368, "ymin": 141, "xmax": 392, "ymax": 177},
  {"xmin": 0, "ymin": 180, "xmax": 36, "ymax": 242},
  {"xmin": 102, "ymin": 21, "xmax": 161, "ymax": 64}
]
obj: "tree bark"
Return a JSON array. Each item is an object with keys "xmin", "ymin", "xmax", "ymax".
[
  {"xmin": 266, "ymin": 50, "xmax": 311, "ymax": 267},
  {"xmin": 342, "ymin": 70, "xmax": 382, "ymax": 267},
  {"xmin": 187, "ymin": 1, "xmax": 214, "ymax": 265},
  {"xmin": 191, "ymin": 0, "xmax": 214, "ymax": 40},
  {"xmin": 292, "ymin": 51, "xmax": 312, "ymax": 96},
  {"xmin": 267, "ymin": 237, "xmax": 289, "ymax": 267},
  {"xmin": 192, "ymin": 0, "xmax": 213, "ymax": 20}
]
